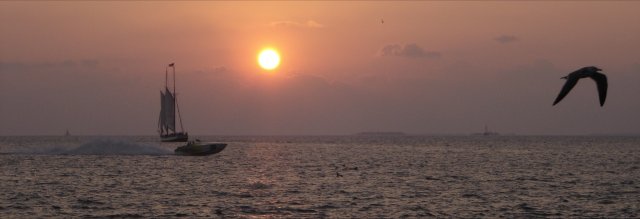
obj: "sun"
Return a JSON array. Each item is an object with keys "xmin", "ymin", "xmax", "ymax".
[{"xmin": 258, "ymin": 48, "xmax": 280, "ymax": 70}]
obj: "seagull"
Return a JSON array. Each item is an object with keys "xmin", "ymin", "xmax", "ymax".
[{"xmin": 553, "ymin": 66, "xmax": 608, "ymax": 106}]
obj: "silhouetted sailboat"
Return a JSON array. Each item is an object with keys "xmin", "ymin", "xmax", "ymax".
[
  {"xmin": 472, "ymin": 125, "xmax": 499, "ymax": 136},
  {"xmin": 157, "ymin": 63, "xmax": 227, "ymax": 155},
  {"xmin": 159, "ymin": 63, "xmax": 188, "ymax": 142}
]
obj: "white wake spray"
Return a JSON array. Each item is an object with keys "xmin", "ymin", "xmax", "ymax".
[{"xmin": 59, "ymin": 138, "xmax": 172, "ymax": 155}]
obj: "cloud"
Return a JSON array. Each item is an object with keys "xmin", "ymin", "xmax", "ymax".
[
  {"xmin": 494, "ymin": 35, "xmax": 519, "ymax": 44},
  {"xmin": 0, "ymin": 59, "xmax": 101, "ymax": 75},
  {"xmin": 270, "ymin": 20, "xmax": 324, "ymax": 29},
  {"xmin": 378, "ymin": 43, "xmax": 441, "ymax": 59}
]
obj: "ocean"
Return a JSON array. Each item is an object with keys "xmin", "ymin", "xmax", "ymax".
[{"xmin": 0, "ymin": 135, "xmax": 638, "ymax": 218}]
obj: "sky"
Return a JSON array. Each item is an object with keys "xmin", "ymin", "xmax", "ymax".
[{"xmin": 1, "ymin": 2, "xmax": 640, "ymax": 136}]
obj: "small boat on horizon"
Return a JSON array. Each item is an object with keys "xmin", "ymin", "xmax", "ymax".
[{"xmin": 472, "ymin": 125, "xmax": 499, "ymax": 136}]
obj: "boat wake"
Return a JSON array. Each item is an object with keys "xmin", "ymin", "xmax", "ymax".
[
  {"xmin": 62, "ymin": 139, "xmax": 171, "ymax": 155},
  {"xmin": 13, "ymin": 138, "xmax": 172, "ymax": 155}
]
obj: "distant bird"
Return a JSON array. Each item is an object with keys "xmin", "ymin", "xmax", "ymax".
[{"xmin": 553, "ymin": 66, "xmax": 608, "ymax": 106}]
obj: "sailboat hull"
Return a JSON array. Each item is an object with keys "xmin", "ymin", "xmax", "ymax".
[
  {"xmin": 174, "ymin": 143, "xmax": 227, "ymax": 156},
  {"xmin": 161, "ymin": 132, "xmax": 189, "ymax": 142}
]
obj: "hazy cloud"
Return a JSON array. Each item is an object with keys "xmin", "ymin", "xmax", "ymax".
[
  {"xmin": 378, "ymin": 43, "xmax": 441, "ymax": 59},
  {"xmin": 494, "ymin": 35, "xmax": 519, "ymax": 44},
  {"xmin": 0, "ymin": 60, "xmax": 100, "ymax": 75},
  {"xmin": 270, "ymin": 20, "xmax": 325, "ymax": 29}
]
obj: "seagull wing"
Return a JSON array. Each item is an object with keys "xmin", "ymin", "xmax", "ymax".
[
  {"xmin": 590, "ymin": 72, "xmax": 608, "ymax": 106},
  {"xmin": 553, "ymin": 75, "xmax": 579, "ymax": 106}
]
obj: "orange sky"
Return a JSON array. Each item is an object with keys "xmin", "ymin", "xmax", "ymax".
[{"xmin": 1, "ymin": 2, "xmax": 640, "ymax": 135}]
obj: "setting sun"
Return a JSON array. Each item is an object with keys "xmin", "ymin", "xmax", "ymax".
[{"xmin": 258, "ymin": 48, "xmax": 280, "ymax": 70}]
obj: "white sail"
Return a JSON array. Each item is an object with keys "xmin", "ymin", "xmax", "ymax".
[{"xmin": 164, "ymin": 88, "xmax": 176, "ymax": 132}]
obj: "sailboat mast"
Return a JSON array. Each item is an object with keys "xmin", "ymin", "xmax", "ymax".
[
  {"xmin": 173, "ymin": 64, "xmax": 177, "ymax": 132},
  {"xmin": 172, "ymin": 64, "xmax": 185, "ymax": 133},
  {"xmin": 172, "ymin": 64, "xmax": 176, "ymax": 102},
  {"xmin": 161, "ymin": 67, "xmax": 168, "ymax": 136}
]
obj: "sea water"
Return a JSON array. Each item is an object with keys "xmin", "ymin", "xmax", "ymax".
[{"xmin": 0, "ymin": 135, "xmax": 638, "ymax": 218}]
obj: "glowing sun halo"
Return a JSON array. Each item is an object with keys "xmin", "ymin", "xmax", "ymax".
[{"xmin": 258, "ymin": 48, "xmax": 280, "ymax": 70}]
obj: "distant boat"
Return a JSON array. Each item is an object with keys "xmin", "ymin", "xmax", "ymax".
[
  {"xmin": 174, "ymin": 139, "xmax": 227, "ymax": 156},
  {"xmin": 158, "ymin": 63, "xmax": 188, "ymax": 142},
  {"xmin": 472, "ymin": 125, "xmax": 499, "ymax": 136}
]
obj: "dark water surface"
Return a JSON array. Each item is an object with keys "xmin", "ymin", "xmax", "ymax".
[{"xmin": 1, "ymin": 136, "xmax": 638, "ymax": 218}]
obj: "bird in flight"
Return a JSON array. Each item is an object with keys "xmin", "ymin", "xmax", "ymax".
[{"xmin": 553, "ymin": 66, "xmax": 608, "ymax": 106}]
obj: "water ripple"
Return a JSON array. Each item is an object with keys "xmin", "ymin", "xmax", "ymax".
[{"xmin": 0, "ymin": 136, "xmax": 639, "ymax": 218}]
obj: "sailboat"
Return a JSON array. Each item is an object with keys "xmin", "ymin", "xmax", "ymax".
[
  {"xmin": 159, "ymin": 63, "xmax": 188, "ymax": 142},
  {"xmin": 158, "ymin": 63, "xmax": 227, "ymax": 156},
  {"xmin": 472, "ymin": 125, "xmax": 499, "ymax": 136}
]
